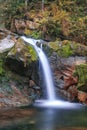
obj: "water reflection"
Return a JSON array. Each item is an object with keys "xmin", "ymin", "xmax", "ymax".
[
  {"xmin": 36, "ymin": 109, "xmax": 56, "ymax": 130},
  {"xmin": 35, "ymin": 107, "xmax": 87, "ymax": 130},
  {"xmin": 0, "ymin": 106, "xmax": 87, "ymax": 130}
]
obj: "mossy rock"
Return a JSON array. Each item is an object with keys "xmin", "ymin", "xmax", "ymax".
[
  {"xmin": 74, "ymin": 64, "xmax": 87, "ymax": 91},
  {"xmin": 7, "ymin": 38, "xmax": 38, "ymax": 66},
  {"xmin": 47, "ymin": 40, "xmax": 87, "ymax": 57},
  {"xmin": 48, "ymin": 41, "xmax": 60, "ymax": 51}
]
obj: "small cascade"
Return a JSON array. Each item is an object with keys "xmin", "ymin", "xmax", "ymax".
[
  {"xmin": 21, "ymin": 36, "xmax": 56, "ymax": 100},
  {"xmin": 21, "ymin": 36, "xmax": 82, "ymax": 109}
]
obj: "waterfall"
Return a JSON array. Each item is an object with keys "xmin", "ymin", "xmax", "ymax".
[
  {"xmin": 21, "ymin": 36, "xmax": 82, "ymax": 109},
  {"xmin": 21, "ymin": 36, "xmax": 56, "ymax": 100}
]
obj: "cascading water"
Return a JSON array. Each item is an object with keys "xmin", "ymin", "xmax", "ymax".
[
  {"xmin": 21, "ymin": 36, "xmax": 82, "ymax": 109},
  {"xmin": 21, "ymin": 36, "xmax": 56, "ymax": 100}
]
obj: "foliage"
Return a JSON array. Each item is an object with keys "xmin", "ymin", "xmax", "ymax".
[
  {"xmin": 48, "ymin": 41, "xmax": 59, "ymax": 51},
  {"xmin": 2, "ymin": 0, "xmax": 87, "ymax": 44},
  {"xmin": 0, "ymin": 59, "xmax": 4, "ymax": 75},
  {"xmin": 48, "ymin": 39, "xmax": 87, "ymax": 57},
  {"xmin": 38, "ymin": 3, "xmax": 70, "ymax": 40},
  {"xmin": 27, "ymin": 45, "xmax": 38, "ymax": 62},
  {"xmin": 58, "ymin": 42, "xmax": 73, "ymax": 57},
  {"xmin": 56, "ymin": 0, "xmax": 87, "ymax": 44},
  {"xmin": 0, "ymin": 54, "xmax": 7, "ymax": 75},
  {"xmin": 3, "ymin": 0, "xmax": 26, "ymax": 29},
  {"xmin": 31, "ymin": 31, "xmax": 41, "ymax": 39},
  {"xmin": 24, "ymin": 29, "xmax": 32, "ymax": 36},
  {"xmin": 74, "ymin": 64, "xmax": 87, "ymax": 89}
]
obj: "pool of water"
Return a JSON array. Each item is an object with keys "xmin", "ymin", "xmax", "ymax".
[{"xmin": 0, "ymin": 104, "xmax": 87, "ymax": 130}]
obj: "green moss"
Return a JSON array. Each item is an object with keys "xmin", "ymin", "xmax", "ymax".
[
  {"xmin": 0, "ymin": 53, "xmax": 7, "ymax": 75},
  {"xmin": 31, "ymin": 31, "xmax": 41, "ymax": 39},
  {"xmin": 27, "ymin": 45, "xmax": 38, "ymax": 63},
  {"xmin": 58, "ymin": 43, "xmax": 73, "ymax": 57},
  {"xmin": 0, "ymin": 59, "xmax": 4, "ymax": 75},
  {"xmin": 24, "ymin": 29, "xmax": 32, "ymax": 36},
  {"xmin": 47, "ymin": 39, "xmax": 87, "ymax": 58},
  {"xmin": 48, "ymin": 40, "xmax": 74, "ymax": 57},
  {"xmin": 48, "ymin": 41, "xmax": 59, "ymax": 51},
  {"xmin": 74, "ymin": 64, "xmax": 87, "ymax": 88}
]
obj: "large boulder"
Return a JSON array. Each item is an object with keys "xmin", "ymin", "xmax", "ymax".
[{"xmin": 0, "ymin": 35, "xmax": 40, "ymax": 108}]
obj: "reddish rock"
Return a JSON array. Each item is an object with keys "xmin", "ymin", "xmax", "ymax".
[{"xmin": 78, "ymin": 91, "xmax": 87, "ymax": 104}]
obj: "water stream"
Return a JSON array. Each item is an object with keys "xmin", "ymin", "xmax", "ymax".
[
  {"xmin": 21, "ymin": 36, "xmax": 56, "ymax": 100},
  {"xmin": 21, "ymin": 36, "xmax": 82, "ymax": 109}
]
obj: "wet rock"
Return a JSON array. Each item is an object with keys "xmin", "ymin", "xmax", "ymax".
[{"xmin": 54, "ymin": 76, "xmax": 65, "ymax": 89}]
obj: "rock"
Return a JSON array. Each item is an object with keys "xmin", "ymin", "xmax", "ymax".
[
  {"xmin": 4, "ymin": 37, "xmax": 39, "ymax": 85},
  {"xmin": 11, "ymin": 17, "xmax": 41, "ymax": 35},
  {"xmin": 11, "ymin": 19, "xmax": 26, "ymax": 35},
  {"xmin": 7, "ymin": 37, "xmax": 38, "ymax": 64},
  {"xmin": 29, "ymin": 80, "xmax": 36, "ymax": 87},
  {"xmin": 26, "ymin": 20, "xmax": 40, "ymax": 30},
  {"xmin": 78, "ymin": 91, "xmax": 87, "ymax": 104},
  {"xmin": 0, "ymin": 36, "xmax": 15, "ymax": 53},
  {"xmin": 54, "ymin": 78, "xmax": 65, "ymax": 89},
  {"xmin": 33, "ymin": 86, "xmax": 40, "ymax": 90},
  {"xmin": 0, "ymin": 32, "xmax": 6, "ymax": 40},
  {"xmin": 67, "ymin": 85, "xmax": 78, "ymax": 101},
  {"xmin": 10, "ymin": 81, "xmax": 23, "ymax": 96},
  {"xmin": 60, "ymin": 56, "xmax": 87, "ymax": 66},
  {"xmin": 47, "ymin": 40, "xmax": 87, "ymax": 57},
  {"xmin": 46, "ymin": 41, "xmax": 87, "ymax": 102},
  {"xmin": 0, "ymin": 34, "xmax": 41, "ymax": 108}
]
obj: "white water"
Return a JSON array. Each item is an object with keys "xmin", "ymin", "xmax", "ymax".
[
  {"xmin": 21, "ymin": 36, "xmax": 56, "ymax": 100},
  {"xmin": 21, "ymin": 36, "xmax": 82, "ymax": 109}
]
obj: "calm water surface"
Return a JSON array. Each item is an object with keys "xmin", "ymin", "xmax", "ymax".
[{"xmin": 0, "ymin": 105, "xmax": 87, "ymax": 130}]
